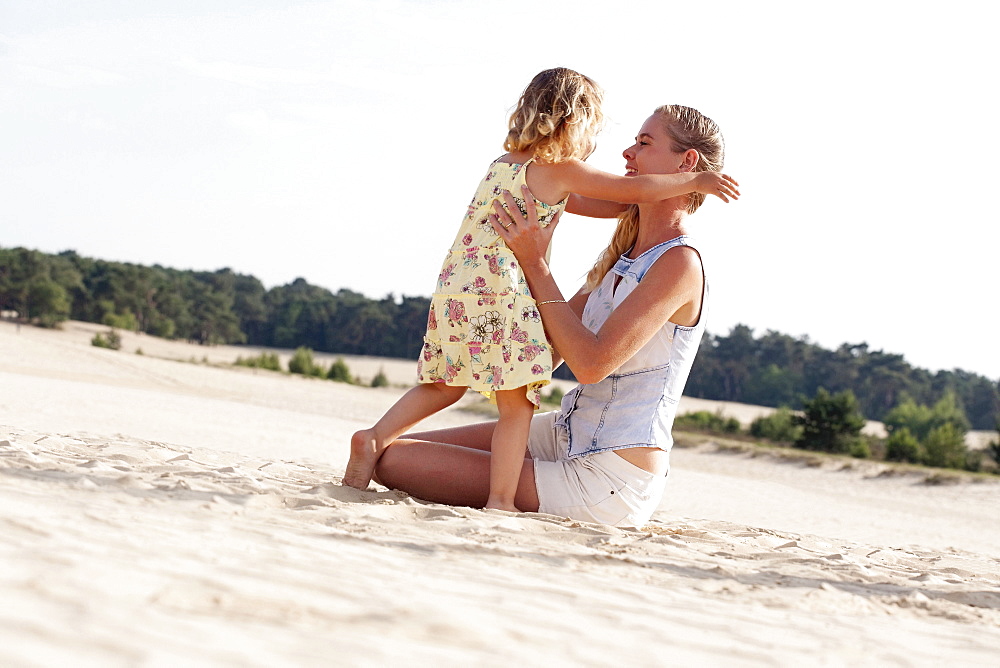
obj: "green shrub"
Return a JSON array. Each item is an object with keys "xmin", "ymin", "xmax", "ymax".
[
  {"xmin": 288, "ymin": 346, "xmax": 319, "ymax": 376},
  {"xmin": 922, "ymin": 423, "xmax": 968, "ymax": 469},
  {"xmin": 848, "ymin": 440, "xmax": 871, "ymax": 459},
  {"xmin": 986, "ymin": 421, "xmax": 1000, "ymax": 469},
  {"xmin": 794, "ymin": 388, "xmax": 866, "ymax": 454},
  {"xmin": 370, "ymin": 368, "xmax": 389, "ymax": 388},
  {"xmin": 884, "ymin": 392, "xmax": 970, "ymax": 444},
  {"xmin": 36, "ymin": 313, "xmax": 66, "ymax": 328},
  {"xmin": 541, "ymin": 385, "xmax": 565, "ymax": 407},
  {"xmin": 885, "ymin": 427, "xmax": 924, "ymax": 463},
  {"xmin": 327, "ymin": 358, "xmax": 353, "ymax": 383},
  {"xmin": 149, "ymin": 317, "xmax": 176, "ymax": 339},
  {"xmin": 27, "ymin": 277, "xmax": 70, "ymax": 327},
  {"xmin": 749, "ymin": 407, "xmax": 802, "ymax": 443},
  {"xmin": 988, "ymin": 441, "xmax": 1000, "ymax": 468},
  {"xmin": 675, "ymin": 410, "xmax": 742, "ymax": 434},
  {"xmin": 91, "ymin": 329, "xmax": 122, "ymax": 350},
  {"xmin": 963, "ymin": 450, "xmax": 983, "ymax": 473},
  {"xmin": 235, "ymin": 352, "xmax": 282, "ymax": 371},
  {"xmin": 883, "ymin": 396, "xmax": 934, "ymax": 441},
  {"xmin": 102, "ymin": 310, "xmax": 138, "ymax": 331}
]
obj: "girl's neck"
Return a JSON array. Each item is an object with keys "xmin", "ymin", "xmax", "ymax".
[{"xmin": 631, "ymin": 201, "xmax": 689, "ymax": 257}]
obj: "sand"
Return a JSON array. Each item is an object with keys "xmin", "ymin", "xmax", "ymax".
[{"xmin": 2, "ymin": 320, "xmax": 998, "ymax": 666}]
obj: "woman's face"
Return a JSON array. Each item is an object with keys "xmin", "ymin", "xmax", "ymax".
[{"xmin": 622, "ymin": 114, "xmax": 686, "ymax": 176}]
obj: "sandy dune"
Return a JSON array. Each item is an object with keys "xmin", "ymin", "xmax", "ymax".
[{"xmin": 1, "ymin": 320, "xmax": 998, "ymax": 666}]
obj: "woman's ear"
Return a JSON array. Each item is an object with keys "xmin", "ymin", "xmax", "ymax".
[{"xmin": 678, "ymin": 148, "xmax": 700, "ymax": 172}]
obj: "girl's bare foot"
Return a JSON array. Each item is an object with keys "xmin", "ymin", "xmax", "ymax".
[{"xmin": 344, "ymin": 428, "xmax": 382, "ymax": 489}]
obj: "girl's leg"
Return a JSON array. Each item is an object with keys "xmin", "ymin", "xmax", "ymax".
[
  {"xmin": 484, "ymin": 388, "xmax": 536, "ymax": 512},
  {"xmin": 374, "ymin": 433, "xmax": 540, "ymax": 512},
  {"xmin": 344, "ymin": 382, "xmax": 467, "ymax": 489}
]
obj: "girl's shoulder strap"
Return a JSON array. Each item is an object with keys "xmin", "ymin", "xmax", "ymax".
[{"xmin": 492, "ymin": 154, "xmax": 534, "ymax": 168}]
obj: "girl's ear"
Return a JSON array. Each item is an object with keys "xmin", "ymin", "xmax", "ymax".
[{"xmin": 678, "ymin": 148, "xmax": 700, "ymax": 172}]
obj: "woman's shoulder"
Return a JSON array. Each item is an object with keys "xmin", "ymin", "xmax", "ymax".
[{"xmin": 637, "ymin": 243, "xmax": 704, "ymax": 295}]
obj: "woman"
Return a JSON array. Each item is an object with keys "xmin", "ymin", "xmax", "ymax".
[{"xmin": 369, "ymin": 105, "xmax": 734, "ymax": 527}]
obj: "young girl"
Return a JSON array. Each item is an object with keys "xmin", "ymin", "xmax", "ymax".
[{"xmin": 344, "ymin": 68, "xmax": 738, "ymax": 511}]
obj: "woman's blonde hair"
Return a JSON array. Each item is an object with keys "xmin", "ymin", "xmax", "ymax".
[
  {"xmin": 504, "ymin": 68, "xmax": 605, "ymax": 164},
  {"xmin": 584, "ymin": 105, "xmax": 725, "ymax": 291}
]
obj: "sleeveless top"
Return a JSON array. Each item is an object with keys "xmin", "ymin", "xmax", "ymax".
[
  {"xmin": 555, "ymin": 236, "xmax": 707, "ymax": 458},
  {"xmin": 417, "ymin": 157, "xmax": 568, "ymax": 407}
]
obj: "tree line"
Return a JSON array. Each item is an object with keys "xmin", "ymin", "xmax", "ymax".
[
  {"xmin": 685, "ymin": 325, "xmax": 999, "ymax": 431},
  {"xmin": 2, "ymin": 245, "xmax": 997, "ymax": 429},
  {"xmin": 680, "ymin": 387, "xmax": 999, "ymax": 473}
]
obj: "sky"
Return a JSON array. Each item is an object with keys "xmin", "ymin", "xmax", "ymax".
[{"xmin": 2, "ymin": 0, "xmax": 998, "ymax": 380}]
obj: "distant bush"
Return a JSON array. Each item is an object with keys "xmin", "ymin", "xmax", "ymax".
[
  {"xmin": 327, "ymin": 357, "xmax": 353, "ymax": 383},
  {"xmin": 102, "ymin": 309, "xmax": 138, "ymax": 332},
  {"xmin": 148, "ymin": 317, "xmax": 176, "ymax": 339},
  {"xmin": 91, "ymin": 329, "xmax": 121, "ymax": 350},
  {"xmin": 848, "ymin": 439, "xmax": 872, "ymax": 459},
  {"xmin": 675, "ymin": 410, "xmax": 742, "ymax": 434},
  {"xmin": 288, "ymin": 346, "xmax": 323, "ymax": 377},
  {"xmin": 885, "ymin": 427, "xmax": 923, "ymax": 463},
  {"xmin": 988, "ymin": 431, "xmax": 1000, "ymax": 471},
  {"xmin": 235, "ymin": 352, "xmax": 282, "ymax": 372},
  {"xmin": 922, "ymin": 423, "xmax": 968, "ymax": 470},
  {"xmin": 370, "ymin": 368, "xmax": 389, "ymax": 388},
  {"xmin": 884, "ymin": 392, "xmax": 970, "ymax": 442},
  {"xmin": 963, "ymin": 450, "xmax": 984, "ymax": 473},
  {"xmin": 749, "ymin": 407, "xmax": 802, "ymax": 443},
  {"xmin": 794, "ymin": 388, "xmax": 866, "ymax": 454},
  {"xmin": 27, "ymin": 276, "xmax": 70, "ymax": 327},
  {"xmin": 542, "ymin": 385, "xmax": 565, "ymax": 407}
]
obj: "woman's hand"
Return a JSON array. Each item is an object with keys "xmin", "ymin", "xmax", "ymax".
[
  {"xmin": 489, "ymin": 185, "xmax": 563, "ymax": 270},
  {"xmin": 694, "ymin": 172, "xmax": 740, "ymax": 202}
]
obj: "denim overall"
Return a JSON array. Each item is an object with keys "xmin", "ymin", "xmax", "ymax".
[{"xmin": 555, "ymin": 236, "xmax": 707, "ymax": 460}]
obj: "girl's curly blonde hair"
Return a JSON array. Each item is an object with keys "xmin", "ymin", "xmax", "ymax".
[
  {"xmin": 584, "ymin": 105, "xmax": 725, "ymax": 292},
  {"xmin": 504, "ymin": 68, "xmax": 605, "ymax": 164}
]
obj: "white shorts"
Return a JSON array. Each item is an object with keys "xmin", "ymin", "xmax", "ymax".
[{"xmin": 528, "ymin": 411, "xmax": 667, "ymax": 528}]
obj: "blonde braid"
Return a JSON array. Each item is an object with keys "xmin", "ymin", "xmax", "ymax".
[{"xmin": 584, "ymin": 205, "xmax": 639, "ymax": 292}]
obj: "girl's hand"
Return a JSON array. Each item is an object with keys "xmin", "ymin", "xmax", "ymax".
[
  {"xmin": 694, "ymin": 172, "xmax": 741, "ymax": 202},
  {"xmin": 489, "ymin": 185, "xmax": 563, "ymax": 269}
]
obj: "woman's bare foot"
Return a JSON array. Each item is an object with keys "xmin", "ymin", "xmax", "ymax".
[{"xmin": 344, "ymin": 428, "xmax": 382, "ymax": 489}]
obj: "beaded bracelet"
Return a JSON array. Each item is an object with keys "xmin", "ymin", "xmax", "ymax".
[{"xmin": 536, "ymin": 299, "xmax": 567, "ymax": 306}]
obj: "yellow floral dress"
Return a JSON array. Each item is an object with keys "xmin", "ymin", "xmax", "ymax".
[{"xmin": 417, "ymin": 157, "xmax": 566, "ymax": 407}]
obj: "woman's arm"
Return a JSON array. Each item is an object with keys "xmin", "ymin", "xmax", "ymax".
[
  {"xmin": 548, "ymin": 287, "xmax": 589, "ymax": 369},
  {"xmin": 493, "ymin": 187, "xmax": 704, "ymax": 384},
  {"xmin": 543, "ymin": 158, "xmax": 739, "ymax": 205}
]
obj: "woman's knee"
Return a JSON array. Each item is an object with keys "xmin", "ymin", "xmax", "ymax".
[{"xmin": 372, "ymin": 440, "xmax": 406, "ymax": 487}]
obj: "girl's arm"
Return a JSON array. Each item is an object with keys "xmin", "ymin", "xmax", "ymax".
[
  {"xmin": 544, "ymin": 158, "xmax": 739, "ymax": 205},
  {"xmin": 565, "ymin": 194, "xmax": 628, "ymax": 218},
  {"xmin": 492, "ymin": 187, "xmax": 704, "ymax": 384}
]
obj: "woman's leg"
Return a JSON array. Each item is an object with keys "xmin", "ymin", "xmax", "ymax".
[
  {"xmin": 485, "ymin": 388, "xmax": 535, "ymax": 512},
  {"xmin": 374, "ymin": 421, "xmax": 540, "ymax": 512},
  {"xmin": 344, "ymin": 382, "xmax": 468, "ymax": 489},
  {"xmin": 401, "ymin": 419, "xmax": 498, "ymax": 452}
]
